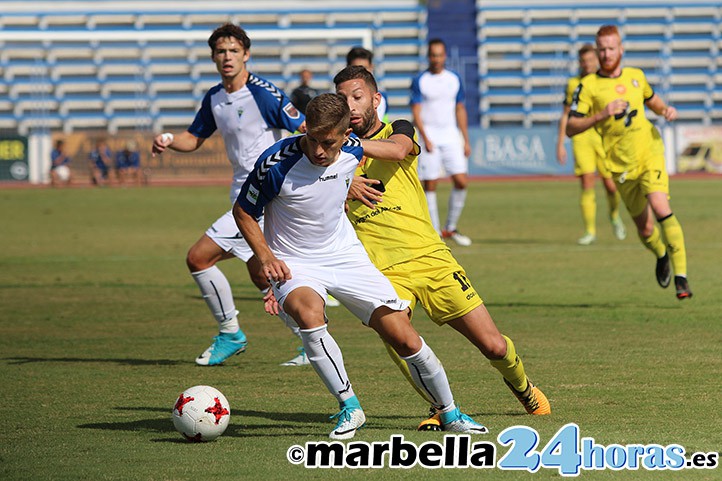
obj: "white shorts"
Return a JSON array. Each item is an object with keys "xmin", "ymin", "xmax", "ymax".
[
  {"xmin": 273, "ymin": 248, "xmax": 410, "ymax": 326},
  {"xmin": 417, "ymin": 139, "xmax": 468, "ymax": 181},
  {"xmin": 205, "ymin": 210, "xmax": 263, "ymax": 263}
]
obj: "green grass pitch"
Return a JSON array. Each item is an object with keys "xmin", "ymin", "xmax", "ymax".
[{"xmin": 1, "ymin": 178, "xmax": 720, "ymax": 480}]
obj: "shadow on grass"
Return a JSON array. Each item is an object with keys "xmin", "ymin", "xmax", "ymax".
[
  {"xmin": 486, "ymin": 301, "xmax": 679, "ymax": 310},
  {"xmin": 81, "ymin": 407, "xmax": 521, "ymax": 442},
  {"xmin": 79, "ymin": 412, "xmax": 334, "ymax": 440},
  {"xmin": 2, "ymin": 356, "xmax": 184, "ymax": 366},
  {"xmin": 186, "ymin": 294, "xmax": 267, "ymax": 302}
]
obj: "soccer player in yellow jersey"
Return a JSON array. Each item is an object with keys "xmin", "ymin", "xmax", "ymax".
[
  {"xmin": 334, "ymin": 65, "xmax": 551, "ymax": 428},
  {"xmin": 557, "ymin": 43, "xmax": 626, "ymax": 245},
  {"xmin": 567, "ymin": 25, "xmax": 692, "ymax": 299}
]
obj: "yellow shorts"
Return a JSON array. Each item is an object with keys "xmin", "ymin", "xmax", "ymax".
[
  {"xmin": 572, "ymin": 132, "xmax": 611, "ymax": 178},
  {"xmin": 382, "ymin": 249, "xmax": 483, "ymax": 325},
  {"xmin": 613, "ymin": 150, "xmax": 670, "ymax": 218}
]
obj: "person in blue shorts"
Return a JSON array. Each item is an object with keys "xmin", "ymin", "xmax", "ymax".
[
  {"xmin": 89, "ymin": 138, "xmax": 111, "ymax": 186},
  {"xmin": 115, "ymin": 140, "xmax": 141, "ymax": 186}
]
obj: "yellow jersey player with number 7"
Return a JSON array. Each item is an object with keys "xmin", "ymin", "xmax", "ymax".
[{"xmin": 567, "ymin": 25, "xmax": 692, "ymax": 300}]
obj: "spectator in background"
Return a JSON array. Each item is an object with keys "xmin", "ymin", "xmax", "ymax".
[
  {"xmin": 116, "ymin": 140, "xmax": 141, "ymax": 186},
  {"xmin": 411, "ymin": 38, "xmax": 472, "ymax": 246},
  {"xmin": 89, "ymin": 138, "xmax": 111, "ymax": 186},
  {"xmin": 290, "ymin": 69, "xmax": 320, "ymax": 114},
  {"xmin": 50, "ymin": 139, "xmax": 72, "ymax": 187},
  {"xmin": 557, "ymin": 43, "xmax": 626, "ymax": 246},
  {"xmin": 346, "ymin": 46, "xmax": 389, "ymax": 122}
]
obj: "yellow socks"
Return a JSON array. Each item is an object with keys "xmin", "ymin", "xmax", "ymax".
[
  {"xmin": 659, "ymin": 214, "xmax": 687, "ymax": 277},
  {"xmin": 580, "ymin": 188, "xmax": 596, "ymax": 235},
  {"xmin": 639, "ymin": 224, "xmax": 666, "ymax": 258},
  {"xmin": 489, "ymin": 335, "xmax": 528, "ymax": 393},
  {"xmin": 607, "ymin": 190, "xmax": 621, "ymax": 220}
]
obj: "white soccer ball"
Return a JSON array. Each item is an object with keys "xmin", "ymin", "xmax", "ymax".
[
  {"xmin": 54, "ymin": 165, "xmax": 70, "ymax": 181},
  {"xmin": 172, "ymin": 385, "xmax": 230, "ymax": 442}
]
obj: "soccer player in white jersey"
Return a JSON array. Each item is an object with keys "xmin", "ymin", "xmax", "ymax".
[
  {"xmin": 151, "ymin": 24, "xmax": 305, "ymax": 367},
  {"xmin": 233, "ymin": 93, "xmax": 488, "ymax": 439},
  {"xmin": 411, "ymin": 38, "xmax": 472, "ymax": 246}
]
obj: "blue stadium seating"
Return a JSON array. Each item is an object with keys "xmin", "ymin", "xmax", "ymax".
[
  {"xmin": 0, "ymin": 2, "xmax": 426, "ymax": 134},
  {"xmin": 477, "ymin": 1, "xmax": 721, "ymax": 126}
]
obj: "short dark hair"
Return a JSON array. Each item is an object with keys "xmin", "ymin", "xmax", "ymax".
[
  {"xmin": 428, "ymin": 38, "xmax": 446, "ymax": 51},
  {"xmin": 333, "ymin": 65, "xmax": 378, "ymax": 93},
  {"xmin": 305, "ymin": 93, "xmax": 350, "ymax": 134},
  {"xmin": 578, "ymin": 43, "xmax": 596, "ymax": 57},
  {"xmin": 346, "ymin": 46, "xmax": 374, "ymax": 66},
  {"xmin": 208, "ymin": 23, "xmax": 251, "ymax": 53}
]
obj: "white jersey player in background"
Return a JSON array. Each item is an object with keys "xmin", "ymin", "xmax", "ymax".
[
  {"xmin": 151, "ymin": 23, "xmax": 305, "ymax": 367},
  {"xmin": 233, "ymin": 93, "xmax": 488, "ymax": 439},
  {"xmin": 411, "ymin": 38, "xmax": 473, "ymax": 246}
]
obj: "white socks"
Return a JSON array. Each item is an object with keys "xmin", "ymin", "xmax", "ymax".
[
  {"xmin": 191, "ymin": 266, "xmax": 239, "ymax": 333},
  {"xmin": 300, "ymin": 325, "xmax": 355, "ymax": 403},
  {"xmin": 446, "ymin": 188, "xmax": 467, "ymax": 233},
  {"xmin": 425, "ymin": 190, "xmax": 440, "ymax": 233},
  {"xmin": 401, "ymin": 338, "xmax": 455, "ymax": 412}
]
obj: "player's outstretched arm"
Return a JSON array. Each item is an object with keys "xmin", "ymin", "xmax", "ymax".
[
  {"xmin": 360, "ymin": 135, "xmax": 414, "ymax": 162},
  {"xmin": 232, "ymin": 202, "xmax": 291, "ymax": 283},
  {"xmin": 151, "ymin": 131, "xmax": 205, "ymax": 156}
]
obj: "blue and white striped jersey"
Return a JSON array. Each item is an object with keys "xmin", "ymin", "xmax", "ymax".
[
  {"xmin": 237, "ymin": 134, "xmax": 364, "ymax": 260},
  {"xmin": 189, "ymin": 73, "xmax": 305, "ymax": 204}
]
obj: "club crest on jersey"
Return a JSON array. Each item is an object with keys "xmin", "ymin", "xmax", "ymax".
[
  {"xmin": 237, "ymin": 107, "xmax": 244, "ymax": 118},
  {"xmin": 283, "ymin": 103, "xmax": 300, "ymax": 119},
  {"xmin": 632, "ymin": 79, "xmax": 639, "ymax": 88},
  {"xmin": 246, "ymin": 184, "xmax": 259, "ymax": 205}
]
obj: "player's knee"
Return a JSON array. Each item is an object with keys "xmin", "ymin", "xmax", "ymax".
[
  {"xmin": 288, "ymin": 304, "xmax": 325, "ymax": 329},
  {"xmin": 186, "ymin": 246, "xmax": 213, "ymax": 272},
  {"xmin": 392, "ymin": 336, "xmax": 423, "ymax": 358},
  {"xmin": 484, "ymin": 335, "xmax": 508, "ymax": 359},
  {"xmin": 452, "ymin": 177, "xmax": 467, "ymax": 190}
]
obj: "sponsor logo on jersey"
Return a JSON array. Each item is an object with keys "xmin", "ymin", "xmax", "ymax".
[
  {"xmin": 246, "ymin": 184, "xmax": 260, "ymax": 205},
  {"xmin": 615, "ymin": 84, "xmax": 626, "ymax": 94},
  {"xmin": 319, "ymin": 173, "xmax": 338, "ymax": 182},
  {"xmin": 283, "ymin": 103, "xmax": 300, "ymax": 119}
]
